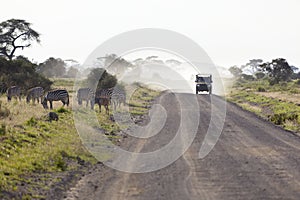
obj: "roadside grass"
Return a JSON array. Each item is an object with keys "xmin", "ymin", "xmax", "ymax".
[
  {"xmin": 0, "ymin": 107, "xmax": 95, "ymax": 195},
  {"xmin": 234, "ymin": 79, "xmax": 300, "ymax": 94},
  {"xmin": 128, "ymin": 85, "xmax": 160, "ymax": 116},
  {"xmin": 0, "ymin": 80, "xmax": 160, "ymax": 198},
  {"xmin": 228, "ymin": 79, "xmax": 300, "ymax": 133}
]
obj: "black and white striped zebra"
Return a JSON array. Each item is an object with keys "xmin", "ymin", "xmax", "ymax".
[
  {"xmin": 111, "ymin": 87, "xmax": 126, "ymax": 109},
  {"xmin": 42, "ymin": 89, "xmax": 69, "ymax": 109},
  {"xmin": 94, "ymin": 87, "xmax": 126, "ymax": 113},
  {"xmin": 26, "ymin": 87, "xmax": 44, "ymax": 103},
  {"xmin": 0, "ymin": 82, "xmax": 7, "ymax": 95},
  {"xmin": 7, "ymin": 86, "xmax": 21, "ymax": 102},
  {"xmin": 77, "ymin": 88, "xmax": 95, "ymax": 109}
]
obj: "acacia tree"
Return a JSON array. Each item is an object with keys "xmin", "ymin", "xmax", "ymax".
[
  {"xmin": 260, "ymin": 58, "xmax": 293, "ymax": 85},
  {"xmin": 0, "ymin": 19, "xmax": 40, "ymax": 61},
  {"xmin": 241, "ymin": 59, "xmax": 263, "ymax": 74},
  {"xmin": 229, "ymin": 66, "xmax": 242, "ymax": 78}
]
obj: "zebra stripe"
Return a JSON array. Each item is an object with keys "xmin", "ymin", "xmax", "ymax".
[
  {"xmin": 0, "ymin": 82, "xmax": 7, "ymax": 94},
  {"xmin": 26, "ymin": 87, "xmax": 44, "ymax": 103},
  {"xmin": 111, "ymin": 87, "xmax": 126, "ymax": 108},
  {"xmin": 42, "ymin": 89, "xmax": 69, "ymax": 109},
  {"xmin": 94, "ymin": 87, "xmax": 126, "ymax": 113},
  {"xmin": 7, "ymin": 86, "xmax": 21, "ymax": 102},
  {"xmin": 77, "ymin": 88, "xmax": 95, "ymax": 108}
]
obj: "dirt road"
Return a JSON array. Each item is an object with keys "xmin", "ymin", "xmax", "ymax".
[{"xmin": 62, "ymin": 93, "xmax": 300, "ymax": 200}]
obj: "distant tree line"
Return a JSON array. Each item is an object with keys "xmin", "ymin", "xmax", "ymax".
[
  {"xmin": 37, "ymin": 57, "xmax": 80, "ymax": 78},
  {"xmin": 229, "ymin": 58, "xmax": 299, "ymax": 85}
]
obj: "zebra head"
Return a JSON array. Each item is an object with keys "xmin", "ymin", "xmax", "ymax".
[{"xmin": 41, "ymin": 97, "xmax": 48, "ymax": 109}]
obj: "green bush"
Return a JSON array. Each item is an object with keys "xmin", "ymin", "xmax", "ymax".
[
  {"xmin": 0, "ymin": 57, "xmax": 53, "ymax": 92},
  {"xmin": 56, "ymin": 107, "xmax": 69, "ymax": 113},
  {"xmin": 26, "ymin": 117, "xmax": 38, "ymax": 126},
  {"xmin": 0, "ymin": 106, "xmax": 10, "ymax": 119},
  {"xmin": 270, "ymin": 113, "xmax": 298, "ymax": 125},
  {"xmin": 257, "ymin": 87, "xmax": 266, "ymax": 92},
  {"xmin": 295, "ymin": 79, "xmax": 300, "ymax": 85},
  {"xmin": 0, "ymin": 124, "xmax": 6, "ymax": 136}
]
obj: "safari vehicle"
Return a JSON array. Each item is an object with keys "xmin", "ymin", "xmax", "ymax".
[{"xmin": 195, "ymin": 74, "xmax": 212, "ymax": 94}]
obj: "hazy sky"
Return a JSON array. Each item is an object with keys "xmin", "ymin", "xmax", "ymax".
[{"xmin": 1, "ymin": 0, "xmax": 299, "ymax": 68}]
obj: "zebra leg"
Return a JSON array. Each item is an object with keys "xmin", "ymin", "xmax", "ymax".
[
  {"xmin": 105, "ymin": 104, "xmax": 109, "ymax": 115},
  {"xmin": 90, "ymin": 99, "xmax": 95, "ymax": 110},
  {"xmin": 50, "ymin": 101, "xmax": 53, "ymax": 109}
]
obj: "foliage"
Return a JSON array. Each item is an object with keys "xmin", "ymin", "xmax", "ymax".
[
  {"xmin": 66, "ymin": 66, "xmax": 79, "ymax": 78},
  {"xmin": 260, "ymin": 58, "xmax": 293, "ymax": 85},
  {"xmin": 257, "ymin": 87, "xmax": 266, "ymax": 92},
  {"xmin": 56, "ymin": 107, "xmax": 70, "ymax": 113},
  {"xmin": 0, "ymin": 104, "xmax": 96, "ymax": 196},
  {"xmin": 241, "ymin": 59, "xmax": 263, "ymax": 75},
  {"xmin": 86, "ymin": 68, "xmax": 117, "ymax": 90},
  {"xmin": 255, "ymin": 72, "xmax": 265, "ymax": 79},
  {"xmin": 0, "ymin": 101, "xmax": 10, "ymax": 119},
  {"xmin": 229, "ymin": 66, "xmax": 242, "ymax": 77},
  {"xmin": 96, "ymin": 54, "xmax": 134, "ymax": 78},
  {"xmin": 0, "ymin": 19, "xmax": 40, "ymax": 61},
  {"xmin": 229, "ymin": 82, "xmax": 300, "ymax": 132},
  {"xmin": 0, "ymin": 57, "xmax": 52, "ymax": 91},
  {"xmin": 37, "ymin": 57, "xmax": 66, "ymax": 78},
  {"xmin": 241, "ymin": 74, "xmax": 255, "ymax": 81}
]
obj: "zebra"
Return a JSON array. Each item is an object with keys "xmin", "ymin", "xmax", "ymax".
[
  {"xmin": 77, "ymin": 88, "xmax": 95, "ymax": 109},
  {"xmin": 26, "ymin": 87, "xmax": 44, "ymax": 104},
  {"xmin": 7, "ymin": 86, "xmax": 21, "ymax": 102},
  {"xmin": 0, "ymin": 82, "xmax": 7, "ymax": 95},
  {"xmin": 94, "ymin": 87, "xmax": 126, "ymax": 114},
  {"xmin": 42, "ymin": 89, "xmax": 69, "ymax": 109},
  {"xmin": 111, "ymin": 87, "xmax": 126, "ymax": 109},
  {"xmin": 94, "ymin": 89, "xmax": 112, "ymax": 114}
]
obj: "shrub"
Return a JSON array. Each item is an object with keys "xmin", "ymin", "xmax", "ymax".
[
  {"xmin": 56, "ymin": 107, "xmax": 69, "ymax": 113},
  {"xmin": 0, "ymin": 102, "xmax": 10, "ymax": 119},
  {"xmin": 295, "ymin": 79, "xmax": 300, "ymax": 85},
  {"xmin": 26, "ymin": 117, "xmax": 38, "ymax": 126},
  {"xmin": 255, "ymin": 72, "xmax": 265, "ymax": 79},
  {"xmin": 0, "ymin": 124, "xmax": 6, "ymax": 135},
  {"xmin": 270, "ymin": 113, "xmax": 287, "ymax": 125},
  {"xmin": 270, "ymin": 113, "xmax": 298, "ymax": 125},
  {"xmin": 257, "ymin": 87, "xmax": 266, "ymax": 92},
  {"xmin": 0, "ymin": 57, "xmax": 53, "ymax": 92}
]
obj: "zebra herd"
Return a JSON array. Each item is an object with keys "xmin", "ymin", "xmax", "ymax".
[
  {"xmin": 4, "ymin": 86, "xmax": 126, "ymax": 114},
  {"xmin": 76, "ymin": 87, "xmax": 126, "ymax": 114}
]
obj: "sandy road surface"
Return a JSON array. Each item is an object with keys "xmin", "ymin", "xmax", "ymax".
[{"xmin": 62, "ymin": 92, "xmax": 300, "ymax": 200}]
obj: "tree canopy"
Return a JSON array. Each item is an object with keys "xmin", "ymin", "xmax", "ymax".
[
  {"xmin": 0, "ymin": 56, "xmax": 52, "ymax": 92},
  {"xmin": 229, "ymin": 66, "xmax": 242, "ymax": 78},
  {"xmin": 260, "ymin": 58, "xmax": 293, "ymax": 85},
  {"xmin": 86, "ymin": 68, "xmax": 117, "ymax": 90},
  {"xmin": 37, "ymin": 57, "xmax": 66, "ymax": 78},
  {"xmin": 0, "ymin": 19, "xmax": 40, "ymax": 61}
]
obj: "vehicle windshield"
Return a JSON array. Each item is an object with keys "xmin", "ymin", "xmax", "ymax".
[{"xmin": 196, "ymin": 76, "xmax": 211, "ymax": 83}]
